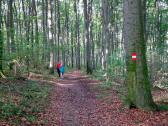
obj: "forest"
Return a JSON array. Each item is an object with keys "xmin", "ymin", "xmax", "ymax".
[{"xmin": 0, "ymin": 0, "xmax": 168, "ymax": 125}]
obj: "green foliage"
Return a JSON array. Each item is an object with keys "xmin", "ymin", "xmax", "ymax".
[
  {"xmin": 99, "ymin": 81, "xmax": 113, "ymax": 90},
  {"xmin": 19, "ymin": 81, "xmax": 50, "ymax": 111},
  {"xmin": 1, "ymin": 103, "xmax": 21, "ymax": 119},
  {"xmin": 26, "ymin": 115, "xmax": 37, "ymax": 122},
  {"xmin": 91, "ymin": 69, "xmax": 105, "ymax": 81},
  {"xmin": 107, "ymin": 49, "xmax": 126, "ymax": 80},
  {"xmin": 0, "ymin": 80, "xmax": 51, "ymax": 124}
]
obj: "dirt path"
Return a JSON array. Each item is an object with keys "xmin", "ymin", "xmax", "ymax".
[
  {"xmin": 45, "ymin": 71, "xmax": 99, "ymax": 126},
  {"xmin": 43, "ymin": 71, "xmax": 168, "ymax": 126}
]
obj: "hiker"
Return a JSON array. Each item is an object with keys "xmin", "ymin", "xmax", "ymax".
[
  {"xmin": 60, "ymin": 63, "xmax": 65, "ymax": 79},
  {"xmin": 57, "ymin": 61, "xmax": 61, "ymax": 77}
]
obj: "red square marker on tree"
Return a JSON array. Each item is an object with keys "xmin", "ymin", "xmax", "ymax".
[{"xmin": 132, "ymin": 52, "xmax": 136, "ymax": 61}]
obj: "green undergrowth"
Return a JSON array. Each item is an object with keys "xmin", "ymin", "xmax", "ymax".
[
  {"xmin": 93, "ymin": 81, "xmax": 113, "ymax": 102},
  {"xmin": 0, "ymin": 78, "xmax": 51, "ymax": 125},
  {"xmin": 31, "ymin": 66, "xmax": 75, "ymax": 77},
  {"xmin": 92, "ymin": 70, "xmax": 106, "ymax": 81},
  {"xmin": 84, "ymin": 69, "xmax": 168, "ymax": 112},
  {"xmin": 89, "ymin": 70, "xmax": 128, "ymax": 106},
  {"xmin": 158, "ymin": 104, "xmax": 168, "ymax": 111}
]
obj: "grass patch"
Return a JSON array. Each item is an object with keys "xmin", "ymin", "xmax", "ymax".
[{"xmin": 0, "ymin": 79, "xmax": 51, "ymax": 125}]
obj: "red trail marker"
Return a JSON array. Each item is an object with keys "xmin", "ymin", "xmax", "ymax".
[{"xmin": 132, "ymin": 52, "xmax": 136, "ymax": 61}]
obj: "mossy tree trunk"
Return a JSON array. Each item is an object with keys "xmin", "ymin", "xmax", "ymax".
[{"xmin": 123, "ymin": 0, "xmax": 157, "ymax": 111}]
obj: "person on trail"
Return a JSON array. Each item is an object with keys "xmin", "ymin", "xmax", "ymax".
[
  {"xmin": 60, "ymin": 64, "xmax": 65, "ymax": 79},
  {"xmin": 57, "ymin": 62, "xmax": 61, "ymax": 77}
]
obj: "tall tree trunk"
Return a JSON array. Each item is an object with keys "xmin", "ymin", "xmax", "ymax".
[
  {"xmin": 42, "ymin": 0, "xmax": 47, "ymax": 62},
  {"xmin": 0, "ymin": 0, "xmax": 3, "ymax": 72},
  {"xmin": 71, "ymin": 25, "xmax": 74, "ymax": 68},
  {"xmin": 48, "ymin": 0, "xmax": 54, "ymax": 74},
  {"xmin": 32, "ymin": 0, "xmax": 39, "ymax": 67},
  {"xmin": 65, "ymin": 0, "xmax": 70, "ymax": 66},
  {"xmin": 7, "ymin": 0, "xmax": 15, "ymax": 53},
  {"xmin": 91, "ymin": 22, "xmax": 95, "ymax": 70},
  {"xmin": 75, "ymin": 0, "xmax": 80, "ymax": 69},
  {"xmin": 102, "ymin": 0, "xmax": 110, "ymax": 70},
  {"xmin": 83, "ymin": 0, "xmax": 92, "ymax": 74},
  {"xmin": 57, "ymin": 0, "xmax": 60, "ymax": 61},
  {"xmin": 123, "ymin": 0, "xmax": 157, "ymax": 111},
  {"xmin": 54, "ymin": 0, "xmax": 57, "ymax": 64},
  {"xmin": 83, "ymin": 26, "xmax": 86, "ymax": 67},
  {"xmin": 45, "ymin": 0, "xmax": 49, "ymax": 62}
]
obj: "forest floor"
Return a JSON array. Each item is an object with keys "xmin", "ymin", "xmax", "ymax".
[
  {"xmin": 0, "ymin": 71, "xmax": 168, "ymax": 126},
  {"xmin": 41, "ymin": 71, "xmax": 168, "ymax": 126}
]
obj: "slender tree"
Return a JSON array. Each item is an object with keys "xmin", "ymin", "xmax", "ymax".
[
  {"xmin": 7, "ymin": 0, "xmax": 15, "ymax": 53},
  {"xmin": 32, "ymin": 0, "xmax": 39, "ymax": 66},
  {"xmin": 65, "ymin": 0, "xmax": 70, "ymax": 66},
  {"xmin": 48, "ymin": 0, "xmax": 54, "ymax": 74},
  {"xmin": 57, "ymin": 0, "xmax": 61, "ymax": 61},
  {"xmin": 102, "ymin": 0, "xmax": 110, "ymax": 70},
  {"xmin": 83, "ymin": 0, "xmax": 92, "ymax": 74},
  {"xmin": 42, "ymin": 0, "xmax": 47, "ymax": 62},
  {"xmin": 74, "ymin": 0, "xmax": 80, "ymax": 69},
  {"xmin": 0, "ymin": 0, "xmax": 3, "ymax": 72}
]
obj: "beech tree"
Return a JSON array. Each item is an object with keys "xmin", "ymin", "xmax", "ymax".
[{"xmin": 123, "ymin": 0, "xmax": 157, "ymax": 111}]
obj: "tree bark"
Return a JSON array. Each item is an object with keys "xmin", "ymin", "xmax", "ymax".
[
  {"xmin": 48, "ymin": 0, "xmax": 54, "ymax": 74},
  {"xmin": 32, "ymin": 0, "xmax": 39, "ymax": 67},
  {"xmin": 74, "ymin": 0, "xmax": 80, "ymax": 69},
  {"xmin": 7, "ymin": 0, "xmax": 15, "ymax": 53},
  {"xmin": 123, "ymin": 0, "xmax": 157, "ymax": 111},
  {"xmin": 57, "ymin": 0, "xmax": 60, "ymax": 61},
  {"xmin": 42, "ymin": 0, "xmax": 47, "ymax": 62},
  {"xmin": 71, "ymin": 25, "xmax": 74, "ymax": 68},
  {"xmin": 83, "ymin": 0, "xmax": 92, "ymax": 74},
  {"xmin": 65, "ymin": 0, "xmax": 70, "ymax": 66},
  {"xmin": 102, "ymin": 0, "xmax": 110, "ymax": 70},
  {"xmin": 0, "ymin": 0, "xmax": 3, "ymax": 72}
]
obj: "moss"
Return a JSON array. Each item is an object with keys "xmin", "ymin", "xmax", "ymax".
[
  {"xmin": 126, "ymin": 49, "xmax": 157, "ymax": 111},
  {"xmin": 127, "ymin": 72, "xmax": 136, "ymax": 104}
]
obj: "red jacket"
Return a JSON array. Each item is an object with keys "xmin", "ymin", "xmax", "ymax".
[{"xmin": 57, "ymin": 63, "xmax": 61, "ymax": 69}]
